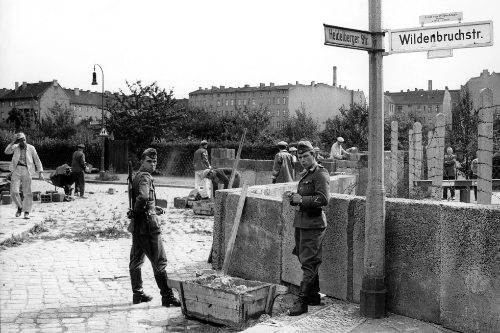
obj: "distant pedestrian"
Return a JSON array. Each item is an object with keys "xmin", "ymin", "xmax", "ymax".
[
  {"xmin": 128, "ymin": 148, "xmax": 181, "ymax": 307},
  {"xmin": 193, "ymin": 140, "xmax": 212, "ymax": 198},
  {"xmin": 443, "ymin": 147, "xmax": 457, "ymax": 201},
  {"xmin": 471, "ymin": 152, "xmax": 478, "ymax": 201},
  {"xmin": 202, "ymin": 168, "xmax": 241, "ymax": 198},
  {"xmin": 330, "ymin": 137, "xmax": 349, "ymax": 160},
  {"xmin": 4, "ymin": 132, "xmax": 44, "ymax": 219},
  {"xmin": 288, "ymin": 141, "xmax": 330, "ymax": 316},
  {"xmin": 289, "ymin": 147, "xmax": 298, "ymax": 163},
  {"xmin": 313, "ymin": 147, "xmax": 325, "ymax": 161},
  {"xmin": 71, "ymin": 144, "xmax": 88, "ymax": 199},
  {"xmin": 272, "ymin": 141, "xmax": 294, "ymax": 183}
]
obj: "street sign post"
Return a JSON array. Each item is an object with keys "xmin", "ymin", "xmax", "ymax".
[
  {"xmin": 324, "ymin": 24, "xmax": 377, "ymax": 51},
  {"xmin": 387, "ymin": 21, "xmax": 493, "ymax": 54}
]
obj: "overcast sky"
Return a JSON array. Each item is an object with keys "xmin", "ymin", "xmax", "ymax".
[{"xmin": 0, "ymin": 0, "xmax": 498, "ymax": 100}]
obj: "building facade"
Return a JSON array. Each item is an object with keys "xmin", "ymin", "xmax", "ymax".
[
  {"xmin": 465, "ymin": 69, "xmax": 500, "ymax": 113},
  {"xmin": 384, "ymin": 80, "xmax": 460, "ymax": 126},
  {"xmin": 188, "ymin": 67, "xmax": 366, "ymax": 130}
]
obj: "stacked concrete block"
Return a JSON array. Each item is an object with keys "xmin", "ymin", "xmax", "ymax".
[{"xmin": 193, "ymin": 200, "xmax": 214, "ymax": 216}]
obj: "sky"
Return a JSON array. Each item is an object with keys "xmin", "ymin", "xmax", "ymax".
[{"xmin": 0, "ymin": 0, "xmax": 499, "ymax": 100}]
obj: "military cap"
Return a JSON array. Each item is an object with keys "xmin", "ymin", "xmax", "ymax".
[
  {"xmin": 277, "ymin": 141, "xmax": 288, "ymax": 146},
  {"xmin": 297, "ymin": 141, "xmax": 314, "ymax": 154},
  {"xmin": 141, "ymin": 148, "xmax": 157, "ymax": 160},
  {"xmin": 201, "ymin": 140, "xmax": 208, "ymax": 145},
  {"xmin": 337, "ymin": 137, "xmax": 344, "ymax": 142},
  {"xmin": 289, "ymin": 147, "xmax": 297, "ymax": 152},
  {"xmin": 77, "ymin": 144, "xmax": 85, "ymax": 149}
]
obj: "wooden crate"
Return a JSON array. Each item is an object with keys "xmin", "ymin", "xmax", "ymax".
[{"xmin": 179, "ymin": 277, "xmax": 275, "ymax": 326}]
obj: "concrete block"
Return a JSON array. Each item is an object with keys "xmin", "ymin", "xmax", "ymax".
[
  {"xmin": 219, "ymin": 149, "xmax": 227, "ymax": 159},
  {"xmin": 255, "ymin": 171, "xmax": 273, "ymax": 185},
  {"xmin": 52, "ymin": 193, "xmax": 65, "ymax": 202},
  {"xmin": 351, "ymin": 196, "xmax": 366, "ymax": 303},
  {"xmin": 212, "ymin": 190, "xmax": 232, "ymax": 270},
  {"xmin": 440, "ymin": 205, "xmax": 500, "ymax": 333},
  {"xmin": 240, "ymin": 170, "xmax": 256, "ymax": 187},
  {"xmin": 281, "ymin": 194, "xmax": 302, "ymax": 287},
  {"xmin": 156, "ymin": 198, "xmax": 168, "ymax": 208},
  {"xmin": 211, "ymin": 148, "xmax": 220, "ymax": 159},
  {"xmin": 174, "ymin": 197, "xmax": 187, "ymax": 208},
  {"xmin": 2, "ymin": 194, "xmax": 12, "ymax": 205},
  {"xmin": 385, "ymin": 199, "xmax": 442, "ymax": 324},
  {"xmin": 238, "ymin": 159, "xmax": 254, "ymax": 171},
  {"xmin": 227, "ymin": 149, "xmax": 235, "ymax": 160},
  {"xmin": 193, "ymin": 200, "xmax": 215, "ymax": 216},
  {"xmin": 41, "ymin": 194, "xmax": 52, "ymax": 203},
  {"xmin": 223, "ymin": 193, "xmax": 283, "ymax": 284},
  {"xmin": 33, "ymin": 191, "xmax": 41, "ymax": 201}
]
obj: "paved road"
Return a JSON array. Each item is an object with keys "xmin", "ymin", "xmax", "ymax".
[{"xmin": 0, "ymin": 180, "xmax": 218, "ymax": 332}]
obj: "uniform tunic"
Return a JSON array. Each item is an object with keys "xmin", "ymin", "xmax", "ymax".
[
  {"xmin": 293, "ymin": 163, "xmax": 330, "ymax": 283},
  {"xmin": 272, "ymin": 150, "xmax": 294, "ymax": 183},
  {"xmin": 129, "ymin": 168, "xmax": 168, "ymax": 273}
]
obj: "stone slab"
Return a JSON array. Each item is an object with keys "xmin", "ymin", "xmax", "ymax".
[
  {"xmin": 281, "ymin": 193, "xmax": 302, "ymax": 287},
  {"xmin": 440, "ymin": 204, "xmax": 500, "ymax": 333}
]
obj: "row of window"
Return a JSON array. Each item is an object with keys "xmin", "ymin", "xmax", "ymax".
[
  {"xmin": 73, "ymin": 105, "xmax": 99, "ymax": 113},
  {"xmin": 213, "ymin": 90, "xmax": 288, "ymax": 98},
  {"xmin": 195, "ymin": 97, "xmax": 287, "ymax": 108},
  {"xmin": 1, "ymin": 100, "xmax": 39, "ymax": 107},
  {"xmin": 210, "ymin": 108, "xmax": 290, "ymax": 118}
]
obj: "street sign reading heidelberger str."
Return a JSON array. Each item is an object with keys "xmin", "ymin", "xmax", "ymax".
[
  {"xmin": 388, "ymin": 21, "xmax": 493, "ymax": 54},
  {"xmin": 323, "ymin": 24, "xmax": 375, "ymax": 51}
]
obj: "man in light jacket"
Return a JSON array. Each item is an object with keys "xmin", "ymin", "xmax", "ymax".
[{"xmin": 4, "ymin": 132, "xmax": 44, "ymax": 219}]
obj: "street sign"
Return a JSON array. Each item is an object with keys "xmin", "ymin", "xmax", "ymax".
[
  {"xmin": 419, "ymin": 12, "xmax": 463, "ymax": 25},
  {"xmin": 427, "ymin": 49, "xmax": 453, "ymax": 59},
  {"xmin": 387, "ymin": 21, "xmax": 493, "ymax": 54},
  {"xmin": 99, "ymin": 127, "xmax": 109, "ymax": 137},
  {"xmin": 324, "ymin": 24, "xmax": 376, "ymax": 51}
]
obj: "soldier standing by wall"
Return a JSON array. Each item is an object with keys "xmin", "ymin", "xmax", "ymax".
[
  {"xmin": 193, "ymin": 140, "xmax": 211, "ymax": 198},
  {"xmin": 288, "ymin": 141, "xmax": 330, "ymax": 316},
  {"xmin": 128, "ymin": 148, "xmax": 180, "ymax": 307},
  {"xmin": 272, "ymin": 141, "xmax": 294, "ymax": 183}
]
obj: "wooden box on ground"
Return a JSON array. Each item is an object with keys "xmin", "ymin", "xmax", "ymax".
[
  {"xmin": 156, "ymin": 198, "xmax": 168, "ymax": 208},
  {"xmin": 174, "ymin": 197, "xmax": 187, "ymax": 208},
  {"xmin": 193, "ymin": 200, "xmax": 215, "ymax": 216},
  {"xmin": 179, "ymin": 277, "xmax": 274, "ymax": 326}
]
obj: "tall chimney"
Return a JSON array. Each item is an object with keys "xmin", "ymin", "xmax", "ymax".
[
  {"xmin": 22, "ymin": 82, "xmax": 27, "ymax": 90},
  {"xmin": 333, "ymin": 66, "xmax": 337, "ymax": 87},
  {"xmin": 74, "ymin": 88, "xmax": 80, "ymax": 96},
  {"xmin": 428, "ymin": 80, "xmax": 432, "ymax": 91},
  {"xmin": 53, "ymin": 80, "xmax": 58, "ymax": 87},
  {"xmin": 15, "ymin": 82, "xmax": 19, "ymax": 91}
]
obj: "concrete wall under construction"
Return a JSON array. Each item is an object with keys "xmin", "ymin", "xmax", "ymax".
[{"xmin": 212, "ymin": 187, "xmax": 500, "ymax": 333}]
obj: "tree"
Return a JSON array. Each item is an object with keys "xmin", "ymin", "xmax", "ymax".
[
  {"xmin": 6, "ymin": 108, "xmax": 28, "ymax": 132},
  {"xmin": 105, "ymin": 80, "xmax": 185, "ymax": 153},
  {"xmin": 320, "ymin": 103, "xmax": 368, "ymax": 151},
  {"xmin": 39, "ymin": 102, "xmax": 77, "ymax": 139},
  {"xmin": 279, "ymin": 104, "xmax": 319, "ymax": 144}
]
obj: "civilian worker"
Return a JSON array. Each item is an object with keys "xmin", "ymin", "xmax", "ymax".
[
  {"xmin": 272, "ymin": 141, "xmax": 294, "ymax": 183},
  {"xmin": 288, "ymin": 140, "xmax": 330, "ymax": 316},
  {"xmin": 289, "ymin": 147, "xmax": 298, "ymax": 163},
  {"xmin": 71, "ymin": 144, "xmax": 87, "ymax": 199},
  {"xmin": 202, "ymin": 168, "xmax": 241, "ymax": 198},
  {"xmin": 4, "ymin": 132, "xmax": 44, "ymax": 219},
  {"xmin": 193, "ymin": 140, "xmax": 211, "ymax": 198},
  {"xmin": 443, "ymin": 147, "xmax": 457, "ymax": 201},
  {"xmin": 330, "ymin": 137, "xmax": 349, "ymax": 160},
  {"xmin": 128, "ymin": 148, "xmax": 180, "ymax": 307}
]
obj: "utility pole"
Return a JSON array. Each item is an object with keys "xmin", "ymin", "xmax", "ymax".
[{"xmin": 360, "ymin": 0, "xmax": 386, "ymax": 318}]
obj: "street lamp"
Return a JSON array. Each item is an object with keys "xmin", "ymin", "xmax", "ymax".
[{"xmin": 92, "ymin": 64, "xmax": 105, "ymax": 175}]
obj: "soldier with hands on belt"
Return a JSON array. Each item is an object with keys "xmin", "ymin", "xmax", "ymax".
[
  {"xmin": 128, "ymin": 148, "xmax": 180, "ymax": 307},
  {"xmin": 287, "ymin": 140, "xmax": 330, "ymax": 316}
]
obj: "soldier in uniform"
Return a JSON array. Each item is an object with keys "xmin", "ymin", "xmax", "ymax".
[
  {"xmin": 128, "ymin": 148, "xmax": 181, "ymax": 307},
  {"xmin": 288, "ymin": 141, "xmax": 330, "ymax": 316},
  {"xmin": 271, "ymin": 141, "xmax": 294, "ymax": 183}
]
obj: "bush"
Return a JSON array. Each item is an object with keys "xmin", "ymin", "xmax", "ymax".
[{"xmin": 94, "ymin": 166, "xmax": 120, "ymax": 181}]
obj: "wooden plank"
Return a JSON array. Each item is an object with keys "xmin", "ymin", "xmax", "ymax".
[
  {"xmin": 222, "ymin": 182, "xmax": 249, "ymax": 274},
  {"xmin": 183, "ymin": 293, "xmax": 240, "ymax": 309},
  {"xmin": 228, "ymin": 128, "xmax": 247, "ymax": 189},
  {"xmin": 265, "ymin": 285, "xmax": 276, "ymax": 315}
]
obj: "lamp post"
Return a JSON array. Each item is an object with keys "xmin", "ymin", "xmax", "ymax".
[{"xmin": 91, "ymin": 64, "xmax": 105, "ymax": 175}]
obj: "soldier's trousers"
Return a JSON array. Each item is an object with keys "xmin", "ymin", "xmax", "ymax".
[
  {"xmin": 129, "ymin": 233, "xmax": 168, "ymax": 274},
  {"xmin": 294, "ymin": 227, "xmax": 326, "ymax": 284}
]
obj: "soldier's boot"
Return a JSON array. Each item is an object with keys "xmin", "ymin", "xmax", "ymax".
[
  {"xmin": 306, "ymin": 275, "xmax": 322, "ymax": 306},
  {"xmin": 154, "ymin": 270, "xmax": 181, "ymax": 307},
  {"xmin": 289, "ymin": 282, "xmax": 309, "ymax": 316},
  {"xmin": 130, "ymin": 269, "xmax": 153, "ymax": 304}
]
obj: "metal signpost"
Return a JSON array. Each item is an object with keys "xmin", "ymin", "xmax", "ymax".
[{"xmin": 323, "ymin": 2, "xmax": 493, "ymax": 319}]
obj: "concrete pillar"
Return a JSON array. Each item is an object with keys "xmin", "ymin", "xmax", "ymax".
[
  {"xmin": 414, "ymin": 122, "xmax": 423, "ymax": 181},
  {"xmin": 408, "ymin": 129, "xmax": 414, "ymax": 194},
  {"xmin": 427, "ymin": 130, "xmax": 435, "ymax": 181},
  {"xmin": 432, "ymin": 113, "xmax": 446, "ymax": 199},
  {"xmin": 477, "ymin": 88, "xmax": 493, "ymax": 204},
  {"xmin": 361, "ymin": 0, "xmax": 386, "ymax": 318},
  {"xmin": 333, "ymin": 66, "xmax": 337, "ymax": 87},
  {"xmin": 390, "ymin": 121, "xmax": 398, "ymax": 197},
  {"xmin": 443, "ymin": 89, "xmax": 452, "ymax": 126}
]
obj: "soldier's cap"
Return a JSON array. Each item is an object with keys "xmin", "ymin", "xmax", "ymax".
[
  {"xmin": 15, "ymin": 133, "xmax": 26, "ymax": 140},
  {"xmin": 337, "ymin": 137, "xmax": 344, "ymax": 142},
  {"xmin": 289, "ymin": 147, "xmax": 297, "ymax": 152},
  {"xmin": 201, "ymin": 140, "xmax": 208, "ymax": 145},
  {"xmin": 297, "ymin": 141, "xmax": 314, "ymax": 154},
  {"xmin": 77, "ymin": 144, "xmax": 85, "ymax": 149},
  {"xmin": 277, "ymin": 141, "xmax": 288, "ymax": 146},
  {"xmin": 141, "ymin": 148, "xmax": 157, "ymax": 160},
  {"xmin": 202, "ymin": 169, "xmax": 212, "ymax": 179}
]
